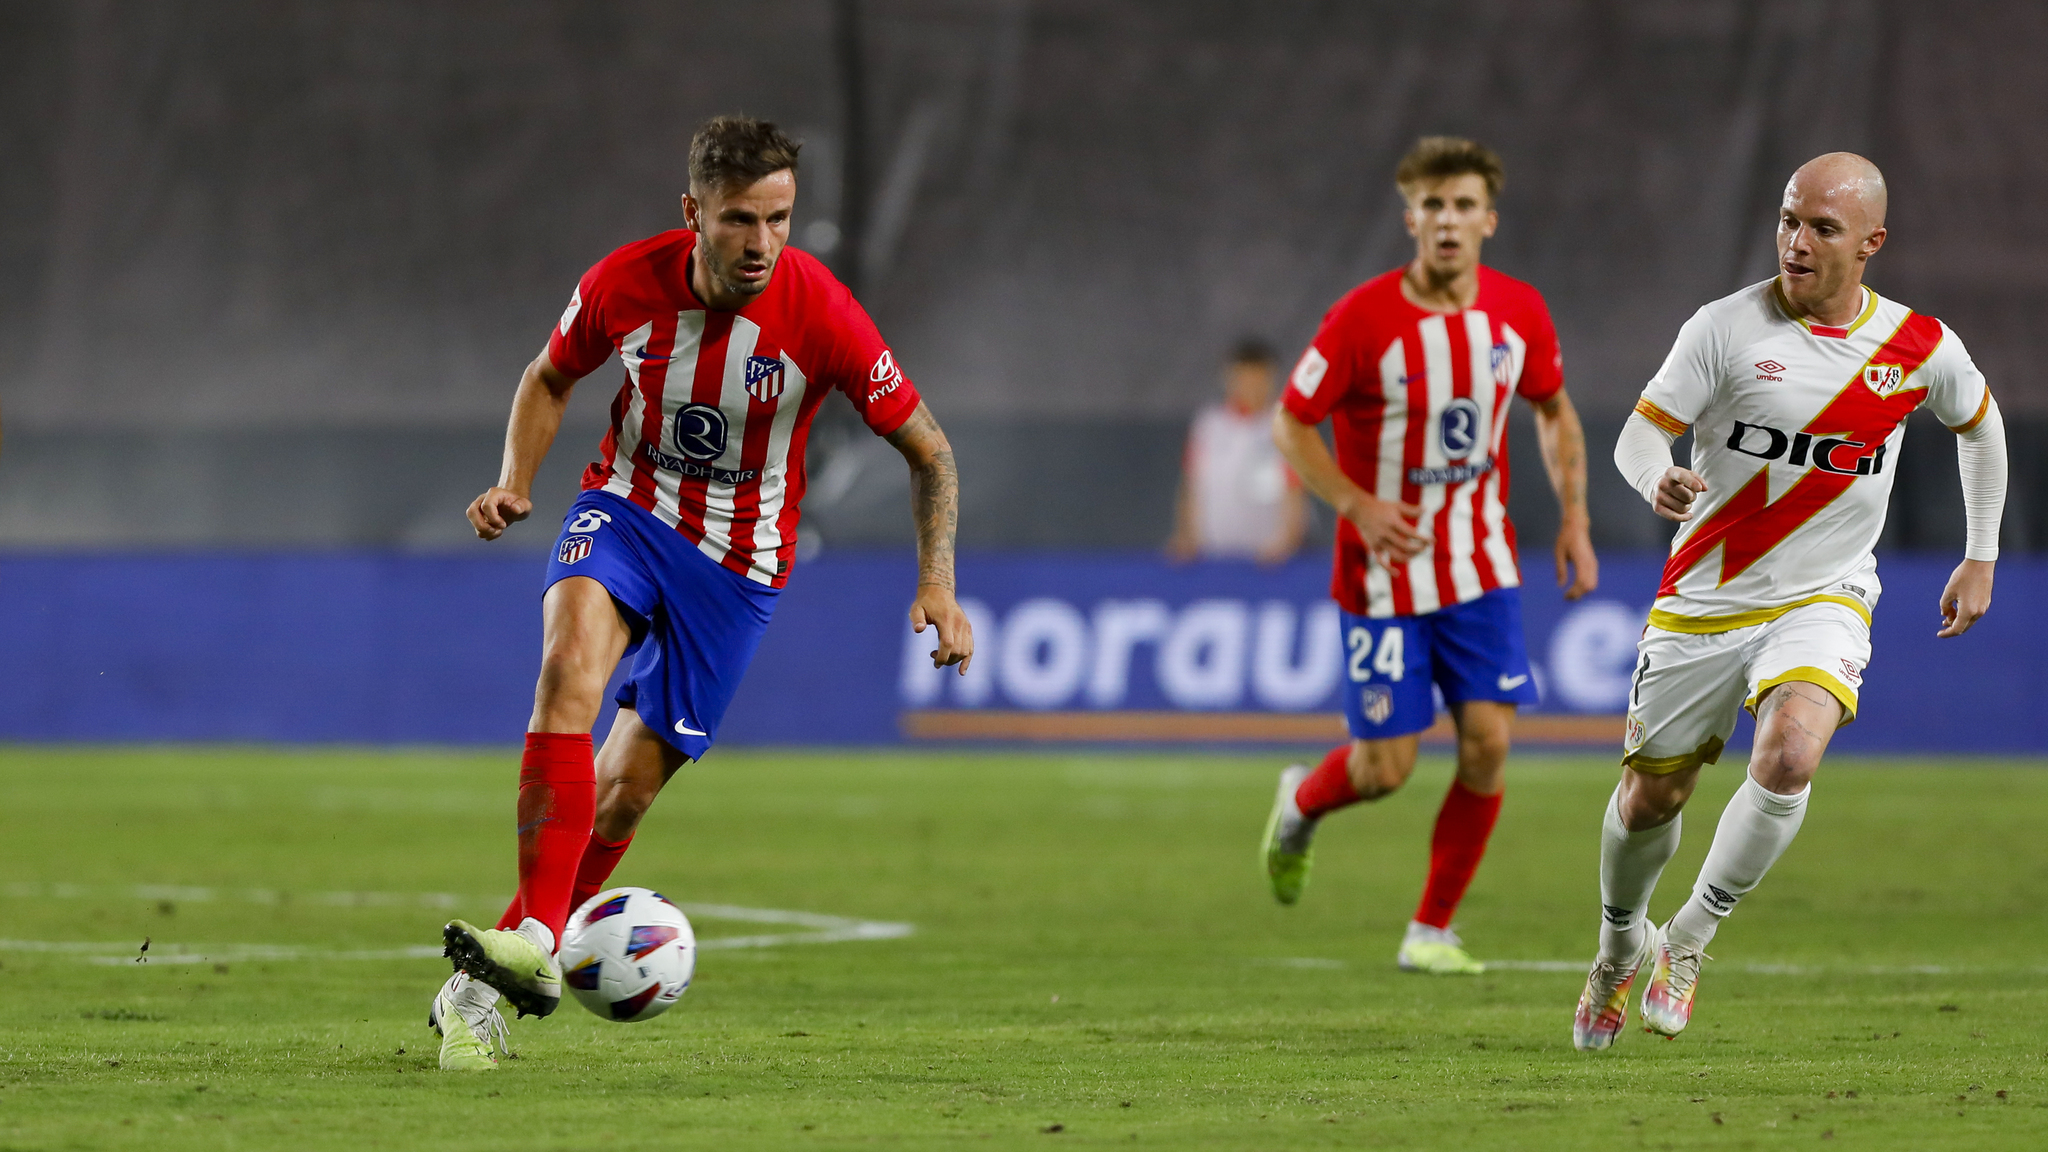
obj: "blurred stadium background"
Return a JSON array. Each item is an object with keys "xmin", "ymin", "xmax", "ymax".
[{"xmin": 2, "ymin": 0, "xmax": 2043, "ymax": 749}]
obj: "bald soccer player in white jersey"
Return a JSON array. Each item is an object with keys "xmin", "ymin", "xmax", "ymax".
[{"xmin": 1571, "ymin": 153, "xmax": 2008, "ymax": 1051}]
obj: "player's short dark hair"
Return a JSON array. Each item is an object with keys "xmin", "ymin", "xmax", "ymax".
[
  {"xmin": 688, "ymin": 116, "xmax": 801, "ymax": 195},
  {"xmin": 1395, "ymin": 136, "xmax": 1505, "ymax": 203},
  {"xmin": 1229, "ymin": 337, "xmax": 1277, "ymax": 366}
]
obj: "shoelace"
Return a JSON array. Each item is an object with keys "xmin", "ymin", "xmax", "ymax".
[
  {"xmin": 1583, "ymin": 957, "xmax": 1635, "ymax": 1003},
  {"xmin": 1661, "ymin": 946, "xmax": 1711, "ymax": 1001},
  {"xmin": 453, "ymin": 997, "xmax": 514, "ymax": 1058}
]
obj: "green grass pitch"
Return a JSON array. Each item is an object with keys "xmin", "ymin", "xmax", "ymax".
[{"xmin": 1, "ymin": 746, "xmax": 2044, "ymax": 1149}]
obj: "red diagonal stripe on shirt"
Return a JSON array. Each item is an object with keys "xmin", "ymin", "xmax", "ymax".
[{"xmin": 1657, "ymin": 311, "xmax": 1944, "ymax": 596}]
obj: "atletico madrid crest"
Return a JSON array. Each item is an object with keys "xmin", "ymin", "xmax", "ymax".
[
  {"xmin": 744, "ymin": 355, "xmax": 786, "ymax": 401},
  {"xmin": 558, "ymin": 534, "xmax": 594, "ymax": 565},
  {"xmin": 1361, "ymin": 684, "xmax": 1394, "ymax": 726}
]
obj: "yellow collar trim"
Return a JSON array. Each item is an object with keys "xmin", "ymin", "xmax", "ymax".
[{"xmin": 1775, "ymin": 282, "xmax": 1880, "ymax": 338}]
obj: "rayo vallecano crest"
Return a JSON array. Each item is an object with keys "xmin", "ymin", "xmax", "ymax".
[{"xmin": 1863, "ymin": 363, "xmax": 1906, "ymax": 395}]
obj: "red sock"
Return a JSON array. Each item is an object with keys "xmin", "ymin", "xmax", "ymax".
[
  {"xmin": 512, "ymin": 732, "xmax": 596, "ymax": 946},
  {"xmin": 1413, "ymin": 780, "xmax": 1504, "ymax": 929},
  {"xmin": 569, "ymin": 832, "xmax": 635, "ymax": 912},
  {"xmin": 1293, "ymin": 745, "xmax": 1361, "ymax": 819}
]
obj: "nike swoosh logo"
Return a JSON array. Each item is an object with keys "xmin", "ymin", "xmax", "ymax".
[
  {"xmin": 1497, "ymin": 674, "xmax": 1530, "ymax": 690},
  {"xmin": 636, "ymin": 349, "xmax": 670, "ymax": 362},
  {"xmin": 674, "ymin": 719, "xmax": 707, "ymax": 737}
]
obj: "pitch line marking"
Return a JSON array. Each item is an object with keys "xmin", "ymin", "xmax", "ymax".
[
  {"xmin": 3, "ymin": 881, "xmax": 465, "ymax": 910},
  {"xmin": 0, "ymin": 885, "xmax": 913, "ymax": 964},
  {"xmin": 1260, "ymin": 957, "xmax": 2016, "ymax": 976}
]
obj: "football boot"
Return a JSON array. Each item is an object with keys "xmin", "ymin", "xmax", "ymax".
[
  {"xmin": 1640, "ymin": 926, "xmax": 1708, "ymax": 1037},
  {"xmin": 443, "ymin": 918, "xmax": 562, "ymax": 1019},
  {"xmin": 1262, "ymin": 764, "xmax": 1317, "ymax": 905},
  {"xmin": 1397, "ymin": 922, "xmax": 1486, "ymax": 975},
  {"xmin": 1573, "ymin": 921, "xmax": 1657, "ymax": 1051},
  {"xmin": 429, "ymin": 971, "xmax": 510, "ymax": 1071}
]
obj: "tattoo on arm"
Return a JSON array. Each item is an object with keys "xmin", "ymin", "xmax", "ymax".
[
  {"xmin": 1537, "ymin": 396, "xmax": 1590, "ymax": 515},
  {"xmin": 888, "ymin": 404, "xmax": 959, "ymax": 591}
]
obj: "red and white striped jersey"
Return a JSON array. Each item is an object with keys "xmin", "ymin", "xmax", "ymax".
[
  {"xmin": 1283, "ymin": 266, "xmax": 1563, "ymax": 618},
  {"xmin": 546, "ymin": 231, "xmax": 922, "ymax": 588}
]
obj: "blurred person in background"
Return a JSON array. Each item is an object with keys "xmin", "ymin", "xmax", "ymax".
[
  {"xmin": 1167, "ymin": 339, "xmax": 1307, "ymax": 564},
  {"xmin": 1259, "ymin": 137, "xmax": 1598, "ymax": 975}
]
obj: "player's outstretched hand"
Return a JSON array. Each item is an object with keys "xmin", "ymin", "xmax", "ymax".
[
  {"xmin": 1343, "ymin": 493, "xmax": 1431, "ymax": 562},
  {"xmin": 1555, "ymin": 514, "xmax": 1599, "ymax": 601},
  {"xmin": 468, "ymin": 486, "xmax": 533, "ymax": 541},
  {"xmin": 1936, "ymin": 558, "xmax": 1993, "ymax": 638},
  {"xmin": 1652, "ymin": 467, "xmax": 1707, "ymax": 522},
  {"xmin": 911, "ymin": 586, "xmax": 975, "ymax": 675}
]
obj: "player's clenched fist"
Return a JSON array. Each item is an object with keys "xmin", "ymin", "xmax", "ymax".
[
  {"xmin": 1936, "ymin": 558, "xmax": 1994, "ymax": 638},
  {"xmin": 910, "ymin": 587, "xmax": 975, "ymax": 674},
  {"xmin": 1341, "ymin": 491, "xmax": 1431, "ymax": 562},
  {"xmin": 468, "ymin": 486, "xmax": 533, "ymax": 541},
  {"xmin": 1652, "ymin": 467, "xmax": 1708, "ymax": 522}
]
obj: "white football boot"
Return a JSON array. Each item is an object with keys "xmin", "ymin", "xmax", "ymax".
[{"xmin": 429, "ymin": 971, "xmax": 511, "ymax": 1071}]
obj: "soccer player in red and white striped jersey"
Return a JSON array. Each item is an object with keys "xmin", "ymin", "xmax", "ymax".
[
  {"xmin": 428, "ymin": 118, "xmax": 972, "ymax": 1070},
  {"xmin": 1261, "ymin": 137, "xmax": 1598, "ymax": 975}
]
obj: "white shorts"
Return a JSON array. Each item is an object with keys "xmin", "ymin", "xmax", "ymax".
[{"xmin": 1620, "ymin": 600, "xmax": 1870, "ymax": 775}]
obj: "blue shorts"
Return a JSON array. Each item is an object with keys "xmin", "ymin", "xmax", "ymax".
[
  {"xmin": 1339, "ymin": 587, "xmax": 1540, "ymax": 740},
  {"xmin": 544, "ymin": 490, "xmax": 779, "ymax": 760}
]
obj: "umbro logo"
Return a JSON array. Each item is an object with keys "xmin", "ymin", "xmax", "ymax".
[
  {"xmin": 1755, "ymin": 359, "xmax": 1784, "ymax": 381},
  {"xmin": 1704, "ymin": 883, "xmax": 1737, "ymax": 911}
]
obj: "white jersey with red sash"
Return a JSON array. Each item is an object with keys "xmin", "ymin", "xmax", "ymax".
[{"xmin": 1634, "ymin": 280, "xmax": 1991, "ymax": 632}]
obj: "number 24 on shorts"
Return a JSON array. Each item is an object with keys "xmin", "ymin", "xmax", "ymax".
[{"xmin": 1347, "ymin": 624, "xmax": 1405, "ymax": 683}]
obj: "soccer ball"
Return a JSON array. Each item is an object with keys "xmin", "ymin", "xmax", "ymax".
[{"xmin": 559, "ymin": 886, "xmax": 697, "ymax": 1022}]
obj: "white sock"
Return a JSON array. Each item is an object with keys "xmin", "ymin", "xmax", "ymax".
[
  {"xmin": 515, "ymin": 916, "xmax": 557, "ymax": 956},
  {"xmin": 1667, "ymin": 772, "xmax": 1808, "ymax": 951},
  {"xmin": 1404, "ymin": 920, "xmax": 1458, "ymax": 946},
  {"xmin": 452, "ymin": 972, "xmax": 500, "ymax": 1007},
  {"xmin": 1598, "ymin": 784, "xmax": 1682, "ymax": 961}
]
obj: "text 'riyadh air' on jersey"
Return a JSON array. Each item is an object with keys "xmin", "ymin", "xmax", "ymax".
[
  {"xmin": 1634, "ymin": 280, "xmax": 1992, "ymax": 632},
  {"xmin": 1283, "ymin": 266, "xmax": 1565, "ymax": 619},
  {"xmin": 547, "ymin": 231, "xmax": 922, "ymax": 588}
]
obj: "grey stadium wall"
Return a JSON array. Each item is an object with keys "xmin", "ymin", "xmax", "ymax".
[{"xmin": 1, "ymin": 0, "xmax": 2042, "ymax": 550}]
